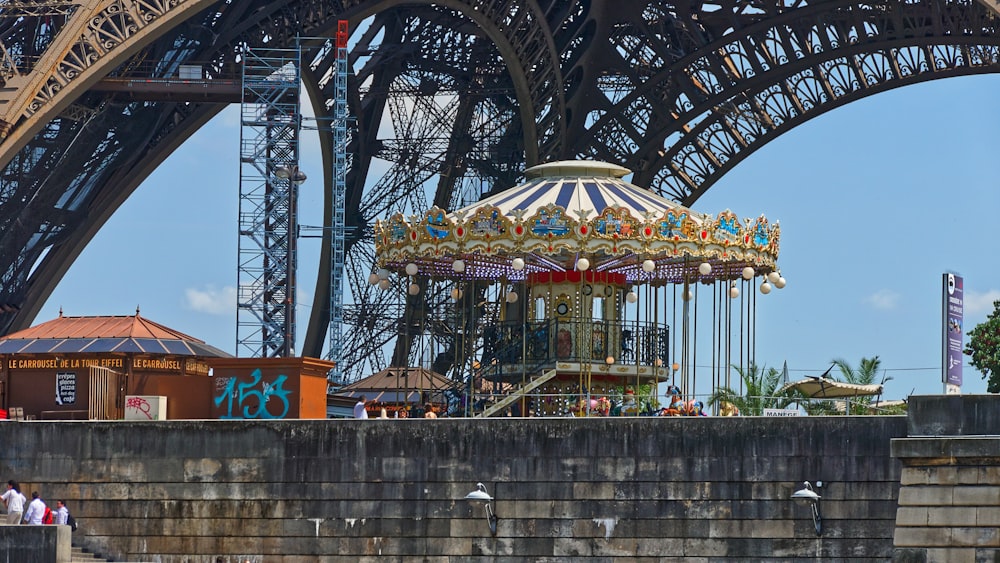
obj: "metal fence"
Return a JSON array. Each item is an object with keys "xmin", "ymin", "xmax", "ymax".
[{"xmin": 480, "ymin": 317, "xmax": 669, "ymax": 381}]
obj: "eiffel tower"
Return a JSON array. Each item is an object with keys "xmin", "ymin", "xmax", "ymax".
[{"xmin": 0, "ymin": 0, "xmax": 998, "ymax": 382}]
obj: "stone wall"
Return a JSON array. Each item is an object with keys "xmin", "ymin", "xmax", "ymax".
[
  {"xmin": 0, "ymin": 524, "xmax": 71, "ymax": 562},
  {"xmin": 892, "ymin": 395, "xmax": 1000, "ymax": 563},
  {"xmin": 0, "ymin": 416, "xmax": 906, "ymax": 562}
]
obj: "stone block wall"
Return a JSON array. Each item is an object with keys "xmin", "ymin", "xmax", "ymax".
[
  {"xmin": 0, "ymin": 416, "xmax": 905, "ymax": 562},
  {"xmin": 892, "ymin": 395, "xmax": 1000, "ymax": 563},
  {"xmin": 0, "ymin": 524, "xmax": 71, "ymax": 562}
]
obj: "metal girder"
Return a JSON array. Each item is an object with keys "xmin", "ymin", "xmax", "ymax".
[
  {"xmin": 0, "ymin": 0, "xmax": 78, "ymax": 17},
  {"xmin": 976, "ymin": 0, "xmax": 1000, "ymax": 17}
]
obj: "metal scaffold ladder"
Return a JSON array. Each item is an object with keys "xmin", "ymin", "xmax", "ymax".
[
  {"xmin": 236, "ymin": 47, "xmax": 303, "ymax": 358},
  {"xmin": 327, "ymin": 20, "xmax": 349, "ymax": 385}
]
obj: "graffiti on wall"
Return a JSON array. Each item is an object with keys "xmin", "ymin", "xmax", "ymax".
[
  {"xmin": 126, "ymin": 396, "xmax": 154, "ymax": 419},
  {"xmin": 213, "ymin": 368, "xmax": 292, "ymax": 419}
]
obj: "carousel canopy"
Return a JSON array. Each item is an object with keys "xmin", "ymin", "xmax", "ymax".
[
  {"xmin": 454, "ymin": 160, "xmax": 686, "ymax": 220},
  {"xmin": 374, "ymin": 160, "xmax": 781, "ymax": 285}
]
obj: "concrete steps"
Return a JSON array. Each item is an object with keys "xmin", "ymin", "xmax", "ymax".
[
  {"xmin": 71, "ymin": 545, "xmax": 107, "ymax": 562},
  {"xmin": 72, "ymin": 542, "xmax": 152, "ymax": 562}
]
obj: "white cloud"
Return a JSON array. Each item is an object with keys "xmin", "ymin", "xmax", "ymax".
[
  {"xmin": 965, "ymin": 289, "xmax": 1000, "ymax": 316},
  {"xmin": 185, "ymin": 286, "xmax": 237, "ymax": 315},
  {"xmin": 865, "ymin": 289, "xmax": 900, "ymax": 310}
]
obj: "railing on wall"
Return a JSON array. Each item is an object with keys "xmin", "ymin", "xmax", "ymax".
[{"xmin": 88, "ymin": 365, "xmax": 125, "ymax": 420}]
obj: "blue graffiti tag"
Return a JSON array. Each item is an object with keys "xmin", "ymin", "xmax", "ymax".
[{"xmin": 213, "ymin": 368, "xmax": 292, "ymax": 419}]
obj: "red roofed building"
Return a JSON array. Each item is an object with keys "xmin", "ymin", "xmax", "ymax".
[{"xmin": 0, "ymin": 311, "xmax": 332, "ymax": 420}]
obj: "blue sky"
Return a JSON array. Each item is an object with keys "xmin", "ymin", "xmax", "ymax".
[{"xmin": 37, "ymin": 74, "xmax": 1000, "ymax": 400}]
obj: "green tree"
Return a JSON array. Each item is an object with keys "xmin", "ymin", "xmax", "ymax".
[
  {"xmin": 964, "ymin": 300, "xmax": 1000, "ymax": 393},
  {"xmin": 831, "ymin": 356, "xmax": 891, "ymax": 414},
  {"xmin": 707, "ymin": 363, "xmax": 795, "ymax": 415}
]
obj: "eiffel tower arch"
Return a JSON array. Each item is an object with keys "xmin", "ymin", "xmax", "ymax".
[{"xmin": 0, "ymin": 0, "xmax": 998, "ymax": 382}]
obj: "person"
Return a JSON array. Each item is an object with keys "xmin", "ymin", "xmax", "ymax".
[
  {"xmin": 424, "ymin": 403, "xmax": 437, "ymax": 419},
  {"xmin": 1, "ymin": 480, "xmax": 25, "ymax": 525},
  {"xmin": 54, "ymin": 500, "xmax": 69, "ymax": 526},
  {"xmin": 620, "ymin": 388, "xmax": 638, "ymax": 415},
  {"xmin": 23, "ymin": 491, "xmax": 45, "ymax": 525},
  {"xmin": 353, "ymin": 395, "xmax": 368, "ymax": 419}
]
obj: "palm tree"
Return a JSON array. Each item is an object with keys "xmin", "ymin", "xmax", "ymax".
[
  {"xmin": 707, "ymin": 363, "xmax": 796, "ymax": 415},
  {"xmin": 831, "ymin": 356, "xmax": 892, "ymax": 414}
]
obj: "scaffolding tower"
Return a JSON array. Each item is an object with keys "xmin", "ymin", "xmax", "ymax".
[
  {"xmin": 236, "ymin": 47, "xmax": 304, "ymax": 358},
  {"xmin": 327, "ymin": 20, "xmax": 349, "ymax": 384}
]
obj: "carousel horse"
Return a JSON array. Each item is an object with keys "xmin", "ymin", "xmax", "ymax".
[
  {"xmin": 596, "ymin": 397, "xmax": 612, "ymax": 416},
  {"xmin": 685, "ymin": 400, "xmax": 707, "ymax": 416},
  {"xmin": 719, "ymin": 401, "xmax": 740, "ymax": 416},
  {"xmin": 661, "ymin": 387, "xmax": 686, "ymax": 416}
]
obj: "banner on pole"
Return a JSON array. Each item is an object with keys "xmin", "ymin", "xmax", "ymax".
[{"xmin": 943, "ymin": 273, "xmax": 963, "ymax": 387}]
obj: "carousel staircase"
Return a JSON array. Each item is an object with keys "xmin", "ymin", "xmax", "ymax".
[{"xmin": 476, "ymin": 368, "xmax": 558, "ymax": 418}]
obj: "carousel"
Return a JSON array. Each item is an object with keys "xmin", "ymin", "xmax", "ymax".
[{"xmin": 372, "ymin": 160, "xmax": 783, "ymax": 416}]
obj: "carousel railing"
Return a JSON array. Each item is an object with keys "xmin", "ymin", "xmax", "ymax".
[
  {"xmin": 480, "ymin": 319, "xmax": 554, "ymax": 381},
  {"xmin": 480, "ymin": 317, "xmax": 669, "ymax": 381}
]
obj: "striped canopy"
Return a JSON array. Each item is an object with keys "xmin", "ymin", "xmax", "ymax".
[{"xmin": 454, "ymin": 160, "xmax": 703, "ymax": 223}]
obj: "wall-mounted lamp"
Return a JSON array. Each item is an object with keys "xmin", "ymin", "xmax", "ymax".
[
  {"xmin": 790, "ymin": 480, "xmax": 823, "ymax": 536},
  {"xmin": 464, "ymin": 482, "xmax": 497, "ymax": 536}
]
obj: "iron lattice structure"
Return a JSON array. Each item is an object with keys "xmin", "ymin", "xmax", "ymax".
[
  {"xmin": 0, "ymin": 0, "xmax": 998, "ymax": 383},
  {"xmin": 236, "ymin": 47, "xmax": 303, "ymax": 358}
]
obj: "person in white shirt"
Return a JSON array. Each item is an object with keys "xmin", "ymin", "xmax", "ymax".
[
  {"xmin": 1, "ymin": 480, "xmax": 25, "ymax": 525},
  {"xmin": 354, "ymin": 395, "xmax": 368, "ymax": 419},
  {"xmin": 54, "ymin": 500, "xmax": 69, "ymax": 526},
  {"xmin": 23, "ymin": 491, "xmax": 45, "ymax": 525}
]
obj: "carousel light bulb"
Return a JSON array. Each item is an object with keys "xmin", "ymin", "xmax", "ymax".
[
  {"xmin": 698, "ymin": 262, "xmax": 712, "ymax": 276},
  {"xmin": 576, "ymin": 257, "xmax": 590, "ymax": 271},
  {"xmin": 682, "ymin": 289, "xmax": 693, "ymax": 301},
  {"xmin": 452, "ymin": 259, "xmax": 465, "ymax": 273},
  {"xmin": 605, "ymin": 356, "xmax": 615, "ymax": 365},
  {"xmin": 767, "ymin": 271, "xmax": 779, "ymax": 284},
  {"xmin": 451, "ymin": 288, "xmax": 463, "ymax": 300},
  {"xmin": 407, "ymin": 283, "xmax": 420, "ymax": 295},
  {"xmin": 642, "ymin": 259, "xmax": 655, "ymax": 273},
  {"xmin": 367, "ymin": 272, "xmax": 380, "ymax": 285},
  {"xmin": 506, "ymin": 291, "xmax": 518, "ymax": 303},
  {"xmin": 729, "ymin": 283, "xmax": 740, "ymax": 299},
  {"xmin": 405, "ymin": 263, "xmax": 419, "ymax": 276},
  {"xmin": 671, "ymin": 363, "xmax": 680, "ymax": 372},
  {"xmin": 655, "ymin": 358, "xmax": 663, "ymax": 367},
  {"xmin": 378, "ymin": 279, "xmax": 391, "ymax": 291},
  {"xmin": 775, "ymin": 275, "xmax": 786, "ymax": 289},
  {"xmin": 511, "ymin": 257, "xmax": 525, "ymax": 271},
  {"xmin": 626, "ymin": 291, "xmax": 638, "ymax": 304},
  {"xmin": 742, "ymin": 266, "xmax": 754, "ymax": 280},
  {"xmin": 760, "ymin": 281, "xmax": 772, "ymax": 295},
  {"xmin": 377, "ymin": 268, "xmax": 390, "ymax": 280}
]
